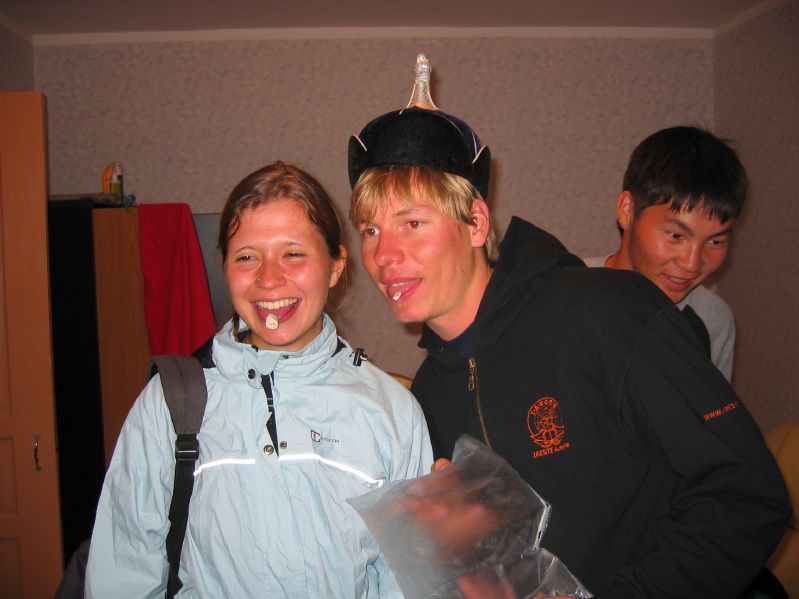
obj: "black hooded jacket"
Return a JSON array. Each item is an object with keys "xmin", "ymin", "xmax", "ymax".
[{"xmin": 411, "ymin": 217, "xmax": 790, "ymax": 599}]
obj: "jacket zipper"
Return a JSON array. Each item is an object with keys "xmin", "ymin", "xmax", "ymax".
[
  {"xmin": 262, "ymin": 373, "xmax": 280, "ymax": 455},
  {"xmin": 468, "ymin": 357, "xmax": 492, "ymax": 448}
]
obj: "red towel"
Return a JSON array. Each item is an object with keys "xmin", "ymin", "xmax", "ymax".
[{"xmin": 138, "ymin": 203, "xmax": 218, "ymax": 355}]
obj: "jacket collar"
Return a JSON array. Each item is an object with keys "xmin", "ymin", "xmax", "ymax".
[{"xmin": 214, "ymin": 314, "xmax": 339, "ymax": 388}]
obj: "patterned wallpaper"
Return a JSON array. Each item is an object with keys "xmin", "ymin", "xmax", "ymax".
[
  {"xmin": 33, "ymin": 35, "xmax": 713, "ymax": 379},
  {"xmin": 0, "ymin": 22, "xmax": 33, "ymax": 91},
  {"xmin": 715, "ymin": 0, "xmax": 799, "ymax": 431}
]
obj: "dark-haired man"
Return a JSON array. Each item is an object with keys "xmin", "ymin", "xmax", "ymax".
[
  {"xmin": 585, "ymin": 126, "xmax": 744, "ymax": 380},
  {"xmin": 347, "ymin": 57, "xmax": 789, "ymax": 598}
]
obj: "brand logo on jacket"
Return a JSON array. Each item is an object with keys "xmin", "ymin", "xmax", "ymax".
[
  {"xmin": 703, "ymin": 401, "xmax": 739, "ymax": 421},
  {"xmin": 527, "ymin": 396, "xmax": 570, "ymax": 459},
  {"xmin": 310, "ymin": 430, "xmax": 340, "ymax": 444}
]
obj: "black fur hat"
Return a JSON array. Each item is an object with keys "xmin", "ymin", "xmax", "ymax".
[{"xmin": 348, "ymin": 106, "xmax": 491, "ymax": 199}]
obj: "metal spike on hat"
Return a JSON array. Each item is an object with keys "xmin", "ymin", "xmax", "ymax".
[{"xmin": 405, "ymin": 53, "xmax": 438, "ymax": 110}]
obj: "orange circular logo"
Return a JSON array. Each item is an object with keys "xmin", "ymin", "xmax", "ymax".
[{"xmin": 527, "ymin": 397, "xmax": 565, "ymax": 448}]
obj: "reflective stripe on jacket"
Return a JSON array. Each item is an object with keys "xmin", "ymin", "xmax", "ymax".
[{"xmin": 86, "ymin": 315, "xmax": 433, "ymax": 598}]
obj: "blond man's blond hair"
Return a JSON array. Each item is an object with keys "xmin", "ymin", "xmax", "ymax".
[{"xmin": 349, "ymin": 166, "xmax": 498, "ymax": 264}]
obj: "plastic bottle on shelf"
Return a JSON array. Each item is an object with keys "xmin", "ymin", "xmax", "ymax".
[
  {"xmin": 110, "ymin": 162, "xmax": 124, "ymax": 201},
  {"xmin": 101, "ymin": 161, "xmax": 124, "ymax": 201}
]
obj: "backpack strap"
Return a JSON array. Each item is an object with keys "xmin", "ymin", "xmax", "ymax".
[{"xmin": 150, "ymin": 355, "xmax": 208, "ymax": 599}]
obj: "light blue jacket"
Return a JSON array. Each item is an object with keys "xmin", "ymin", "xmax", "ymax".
[{"xmin": 86, "ymin": 315, "xmax": 433, "ymax": 598}]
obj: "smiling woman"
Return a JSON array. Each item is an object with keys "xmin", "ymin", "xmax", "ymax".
[
  {"xmin": 218, "ymin": 163, "xmax": 348, "ymax": 352},
  {"xmin": 223, "ymin": 198, "xmax": 346, "ymax": 351},
  {"xmin": 83, "ymin": 161, "xmax": 434, "ymax": 599}
]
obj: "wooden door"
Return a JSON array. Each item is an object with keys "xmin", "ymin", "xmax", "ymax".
[{"xmin": 0, "ymin": 92, "xmax": 63, "ymax": 598}]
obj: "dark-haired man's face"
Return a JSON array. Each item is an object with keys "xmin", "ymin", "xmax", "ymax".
[{"xmin": 615, "ymin": 193, "xmax": 733, "ymax": 304}]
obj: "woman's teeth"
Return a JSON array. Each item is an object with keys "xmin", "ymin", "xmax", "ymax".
[
  {"xmin": 257, "ymin": 298, "xmax": 297, "ymax": 309},
  {"xmin": 257, "ymin": 298, "xmax": 297, "ymax": 330}
]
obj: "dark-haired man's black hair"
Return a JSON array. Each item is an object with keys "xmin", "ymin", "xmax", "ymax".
[{"xmin": 622, "ymin": 126, "xmax": 747, "ymax": 223}]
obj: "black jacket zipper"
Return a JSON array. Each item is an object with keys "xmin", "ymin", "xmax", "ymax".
[
  {"xmin": 262, "ymin": 373, "xmax": 279, "ymax": 455},
  {"xmin": 468, "ymin": 357, "xmax": 492, "ymax": 448}
]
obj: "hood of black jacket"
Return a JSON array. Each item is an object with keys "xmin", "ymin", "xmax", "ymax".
[{"xmin": 420, "ymin": 216, "xmax": 585, "ymax": 352}]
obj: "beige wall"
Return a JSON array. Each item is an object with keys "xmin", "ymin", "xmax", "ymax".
[
  {"xmin": 0, "ymin": 22, "xmax": 33, "ymax": 91},
  {"xmin": 21, "ymin": 6, "xmax": 796, "ymax": 428},
  {"xmin": 715, "ymin": 0, "xmax": 799, "ymax": 431},
  {"xmin": 33, "ymin": 35, "xmax": 713, "ymax": 378}
]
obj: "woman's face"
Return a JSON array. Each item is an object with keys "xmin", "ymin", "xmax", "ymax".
[{"xmin": 224, "ymin": 199, "xmax": 346, "ymax": 352}]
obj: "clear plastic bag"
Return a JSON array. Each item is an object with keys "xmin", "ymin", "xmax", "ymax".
[
  {"xmin": 456, "ymin": 547, "xmax": 592, "ymax": 598},
  {"xmin": 348, "ymin": 435, "xmax": 591, "ymax": 598}
]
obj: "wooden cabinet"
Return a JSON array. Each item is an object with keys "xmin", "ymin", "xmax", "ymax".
[
  {"xmin": 92, "ymin": 208, "xmax": 152, "ymax": 462},
  {"xmin": 47, "ymin": 200, "xmax": 151, "ymax": 566}
]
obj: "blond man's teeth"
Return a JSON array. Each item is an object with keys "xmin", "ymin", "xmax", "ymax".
[
  {"xmin": 389, "ymin": 282, "xmax": 412, "ymax": 301},
  {"xmin": 265, "ymin": 314, "xmax": 279, "ymax": 330},
  {"xmin": 256, "ymin": 298, "xmax": 298, "ymax": 309}
]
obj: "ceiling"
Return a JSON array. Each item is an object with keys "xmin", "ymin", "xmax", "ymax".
[{"xmin": 0, "ymin": 0, "xmax": 777, "ymax": 37}]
